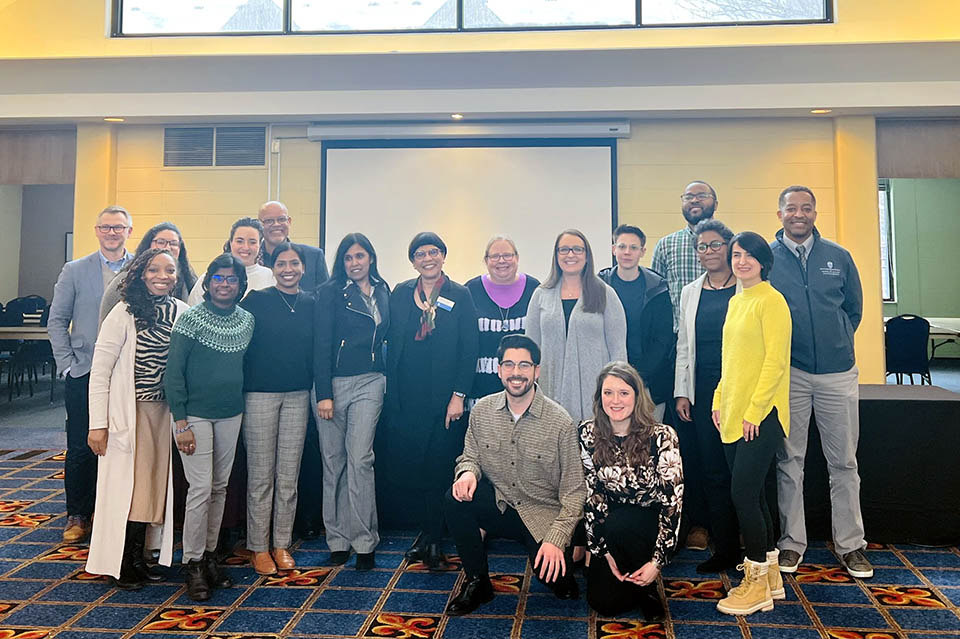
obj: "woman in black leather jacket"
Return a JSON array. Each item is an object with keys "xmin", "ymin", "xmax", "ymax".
[{"xmin": 314, "ymin": 233, "xmax": 390, "ymax": 571}]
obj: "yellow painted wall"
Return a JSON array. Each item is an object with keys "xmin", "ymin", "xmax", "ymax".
[
  {"xmin": 111, "ymin": 124, "xmax": 319, "ymax": 269},
  {"xmin": 1, "ymin": 0, "xmax": 958, "ymax": 60},
  {"xmin": 91, "ymin": 116, "xmax": 883, "ymax": 378}
]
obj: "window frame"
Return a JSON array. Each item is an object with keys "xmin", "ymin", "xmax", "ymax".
[
  {"xmin": 878, "ymin": 178, "xmax": 897, "ymax": 304},
  {"xmin": 112, "ymin": 0, "xmax": 833, "ymax": 38}
]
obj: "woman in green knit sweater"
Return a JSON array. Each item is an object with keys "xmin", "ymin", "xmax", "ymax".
[
  {"xmin": 165, "ymin": 253, "xmax": 255, "ymax": 601},
  {"xmin": 711, "ymin": 231, "xmax": 792, "ymax": 617}
]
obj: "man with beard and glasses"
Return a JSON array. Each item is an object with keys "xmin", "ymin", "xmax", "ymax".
[
  {"xmin": 442, "ymin": 334, "xmax": 585, "ymax": 616},
  {"xmin": 652, "ymin": 181, "xmax": 718, "ymax": 332},
  {"xmin": 651, "ymin": 181, "xmax": 718, "ymax": 553}
]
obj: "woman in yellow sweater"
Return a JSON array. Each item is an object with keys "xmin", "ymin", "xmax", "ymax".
[{"xmin": 711, "ymin": 231, "xmax": 792, "ymax": 616}]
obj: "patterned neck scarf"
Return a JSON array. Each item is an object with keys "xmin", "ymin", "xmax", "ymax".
[{"xmin": 414, "ymin": 273, "xmax": 447, "ymax": 341}]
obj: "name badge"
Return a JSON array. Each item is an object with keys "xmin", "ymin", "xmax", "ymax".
[{"xmin": 437, "ymin": 296, "xmax": 455, "ymax": 311}]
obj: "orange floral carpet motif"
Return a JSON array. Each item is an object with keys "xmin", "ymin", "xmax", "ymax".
[{"xmin": 364, "ymin": 613, "xmax": 438, "ymax": 639}]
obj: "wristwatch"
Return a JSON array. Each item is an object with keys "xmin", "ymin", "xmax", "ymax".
[{"xmin": 453, "ymin": 391, "xmax": 466, "ymax": 398}]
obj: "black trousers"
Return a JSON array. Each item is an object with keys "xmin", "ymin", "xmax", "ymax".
[
  {"xmin": 586, "ymin": 504, "xmax": 660, "ymax": 616},
  {"xmin": 724, "ymin": 408, "xmax": 783, "ymax": 563},
  {"xmin": 442, "ymin": 479, "xmax": 576, "ymax": 592},
  {"xmin": 408, "ymin": 413, "xmax": 466, "ymax": 545},
  {"xmin": 64, "ymin": 373, "xmax": 96, "ymax": 518},
  {"xmin": 670, "ymin": 401, "xmax": 707, "ymax": 541},
  {"xmin": 692, "ymin": 375, "xmax": 741, "ymax": 557}
]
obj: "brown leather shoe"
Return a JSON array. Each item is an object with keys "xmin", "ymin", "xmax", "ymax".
[
  {"xmin": 251, "ymin": 551, "xmax": 277, "ymax": 575},
  {"xmin": 272, "ymin": 548, "xmax": 295, "ymax": 571},
  {"xmin": 63, "ymin": 515, "xmax": 91, "ymax": 543}
]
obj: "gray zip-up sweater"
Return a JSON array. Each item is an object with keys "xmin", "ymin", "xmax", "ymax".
[{"xmin": 769, "ymin": 228, "xmax": 862, "ymax": 375}]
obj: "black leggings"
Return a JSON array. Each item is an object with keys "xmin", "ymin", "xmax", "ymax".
[{"xmin": 724, "ymin": 408, "xmax": 783, "ymax": 563}]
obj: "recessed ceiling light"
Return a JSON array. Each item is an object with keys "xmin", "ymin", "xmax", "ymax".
[
  {"xmin": 809, "ymin": 109, "xmax": 832, "ymax": 114},
  {"xmin": 103, "ymin": 117, "xmax": 125, "ymax": 122},
  {"xmin": 451, "ymin": 113, "xmax": 464, "ymax": 120}
]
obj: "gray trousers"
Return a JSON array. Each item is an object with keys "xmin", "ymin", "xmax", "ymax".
[
  {"xmin": 776, "ymin": 365, "xmax": 866, "ymax": 556},
  {"xmin": 242, "ymin": 390, "xmax": 310, "ymax": 552},
  {"xmin": 318, "ymin": 372, "xmax": 385, "ymax": 554},
  {"xmin": 179, "ymin": 414, "xmax": 243, "ymax": 563}
]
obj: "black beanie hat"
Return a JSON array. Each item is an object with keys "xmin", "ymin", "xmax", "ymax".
[{"xmin": 408, "ymin": 232, "xmax": 447, "ymax": 262}]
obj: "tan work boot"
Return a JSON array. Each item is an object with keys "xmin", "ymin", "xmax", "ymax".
[
  {"xmin": 766, "ymin": 549, "xmax": 786, "ymax": 600},
  {"xmin": 716, "ymin": 558, "xmax": 774, "ymax": 615}
]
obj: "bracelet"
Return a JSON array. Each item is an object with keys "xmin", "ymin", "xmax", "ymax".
[{"xmin": 174, "ymin": 424, "xmax": 193, "ymax": 435}]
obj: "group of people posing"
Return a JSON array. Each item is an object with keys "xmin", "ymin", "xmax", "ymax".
[{"xmin": 47, "ymin": 181, "xmax": 869, "ymax": 622}]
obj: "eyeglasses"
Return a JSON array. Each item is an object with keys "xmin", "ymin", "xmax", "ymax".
[
  {"xmin": 557, "ymin": 246, "xmax": 586, "ymax": 256},
  {"xmin": 681, "ymin": 193, "xmax": 715, "ymax": 202},
  {"xmin": 486, "ymin": 252, "xmax": 516, "ymax": 262},
  {"xmin": 500, "ymin": 360, "xmax": 534, "ymax": 371},
  {"xmin": 210, "ymin": 274, "xmax": 240, "ymax": 285},
  {"xmin": 413, "ymin": 248, "xmax": 442, "ymax": 260},
  {"xmin": 696, "ymin": 240, "xmax": 727, "ymax": 253},
  {"xmin": 151, "ymin": 238, "xmax": 181, "ymax": 249},
  {"xmin": 96, "ymin": 224, "xmax": 129, "ymax": 234},
  {"xmin": 260, "ymin": 215, "xmax": 290, "ymax": 227},
  {"xmin": 615, "ymin": 243, "xmax": 643, "ymax": 252}
]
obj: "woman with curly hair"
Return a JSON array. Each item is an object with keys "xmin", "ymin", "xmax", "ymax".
[
  {"xmin": 187, "ymin": 217, "xmax": 274, "ymax": 305},
  {"xmin": 579, "ymin": 361, "xmax": 683, "ymax": 621},
  {"xmin": 99, "ymin": 222, "xmax": 198, "ymax": 325},
  {"xmin": 85, "ymin": 248, "xmax": 189, "ymax": 590}
]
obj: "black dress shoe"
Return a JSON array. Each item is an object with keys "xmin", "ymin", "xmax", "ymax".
[
  {"xmin": 637, "ymin": 585, "xmax": 665, "ymax": 623},
  {"xmin": 445, "ymin": 575, "xmax": 494, "ymax": 616},
  {"xmin": 423, "ymin": 544, "xmax": 448, "ymax": 572},
  {"xmin": 356, "ymin": 552, "xmax": 376, "ymax": 571},
  {"xmin": 404, "ymin": 533, "xmax": 427, "ymax": 561},
  {"xmin": 203, "ymin": 551, "xmax": 232, "ymax": 588},
  {"xmin": 329, "ymin": 551, "xmax": 351, "ymax": 566},
  {"xmin": 185, "ymin": 559, "xmax": 211, "ymax": 601},
  {"xmin": 696, "ymin": 552, "xmax": 742, "ymax": 574},
  {"xmin": 551, "ymin": 576, "xmax": 580, "ymax": 600}
]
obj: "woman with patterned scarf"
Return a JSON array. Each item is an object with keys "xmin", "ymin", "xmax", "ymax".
[
  {"xmin": 165, "ymin": 253, "xmax": 255, "ymax": 601},
  {"xmin": 385, "ymin": 232, "xmax": 479, "ymax": 571}
]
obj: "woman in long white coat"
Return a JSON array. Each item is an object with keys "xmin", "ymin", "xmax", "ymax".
[{"xmin": 86, "ymin": 248, "xmax": 189, "ymax": 589}]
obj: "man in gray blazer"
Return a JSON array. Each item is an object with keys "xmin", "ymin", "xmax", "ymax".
[{"xmin": 48, "ymin": 205, "xmax": 133, "ymax": 543}]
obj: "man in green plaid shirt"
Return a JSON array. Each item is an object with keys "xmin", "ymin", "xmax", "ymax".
[
  {"xmin": 650, "ymin": 180, "xmax": 719, "ymax": 554},
  {"xmin": 651, "ymin": 181, "xmax": 719, "ymax": 332}
]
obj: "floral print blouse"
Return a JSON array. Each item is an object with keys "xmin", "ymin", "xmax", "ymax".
[{"xmin": 578, "ymin": 420, "xmax": 684, "ymax": 567}]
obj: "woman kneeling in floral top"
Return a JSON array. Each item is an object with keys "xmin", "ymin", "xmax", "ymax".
[{"xmin": 579, "ymin": 361, "xmax": 684, "ymax": 621}]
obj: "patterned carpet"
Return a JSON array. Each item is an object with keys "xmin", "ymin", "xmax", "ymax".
[{"xmin": 0, "ymin": 449, "xmax": 959, "ymax": 639}]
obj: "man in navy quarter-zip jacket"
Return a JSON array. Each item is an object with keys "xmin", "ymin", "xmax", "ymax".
[{"xmin": 768, "ymin": 185, "xmax": 873, "ymax": 581}]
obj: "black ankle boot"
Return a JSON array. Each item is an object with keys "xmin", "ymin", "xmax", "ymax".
[
  {"xmin": 111, "ymin": 524, "xmax": 144, "ymax": 591},
  {"xmin": 128, "ymin": 522, "xmax": 164, "ymax": 582},
  {"xmin": 404, "ymin": 533, "xmax": 427, "ymax": 561},
  {"xmin": 423, "ymin": 543, "xmax": 448, "ymax": 572},
  {"xmin": 203, "ymin": 551, "xmax": 232, "ymax": 588},
  {"xmin": 185, "ymin": 559, "xmax": 211, "ymax": 601},
  {"xmin": 637, "ymin": 584, "xmax": 665, "ymax": 623}
]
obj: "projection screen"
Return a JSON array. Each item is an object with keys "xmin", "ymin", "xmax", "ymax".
[{"xmin": 321, "ymin": 140, "xmax": 617, "ymax": 284}]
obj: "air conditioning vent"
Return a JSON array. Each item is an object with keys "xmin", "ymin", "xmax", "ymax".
[
  {"xmin": 164, "ymin": 127, "xmax": 214, "ymax": 166},
  {"xmin": 163, "ymin": 126, "xmax": 266, "ymax": 167},
  {"xmin": 215, "ymin": 126, "xmax": 266, "ymax": 166}
]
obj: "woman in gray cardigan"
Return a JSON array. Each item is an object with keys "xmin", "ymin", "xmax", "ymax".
[{"xmin": 525, "ymin": 229, "xmax": 627, "ymax": 422}]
